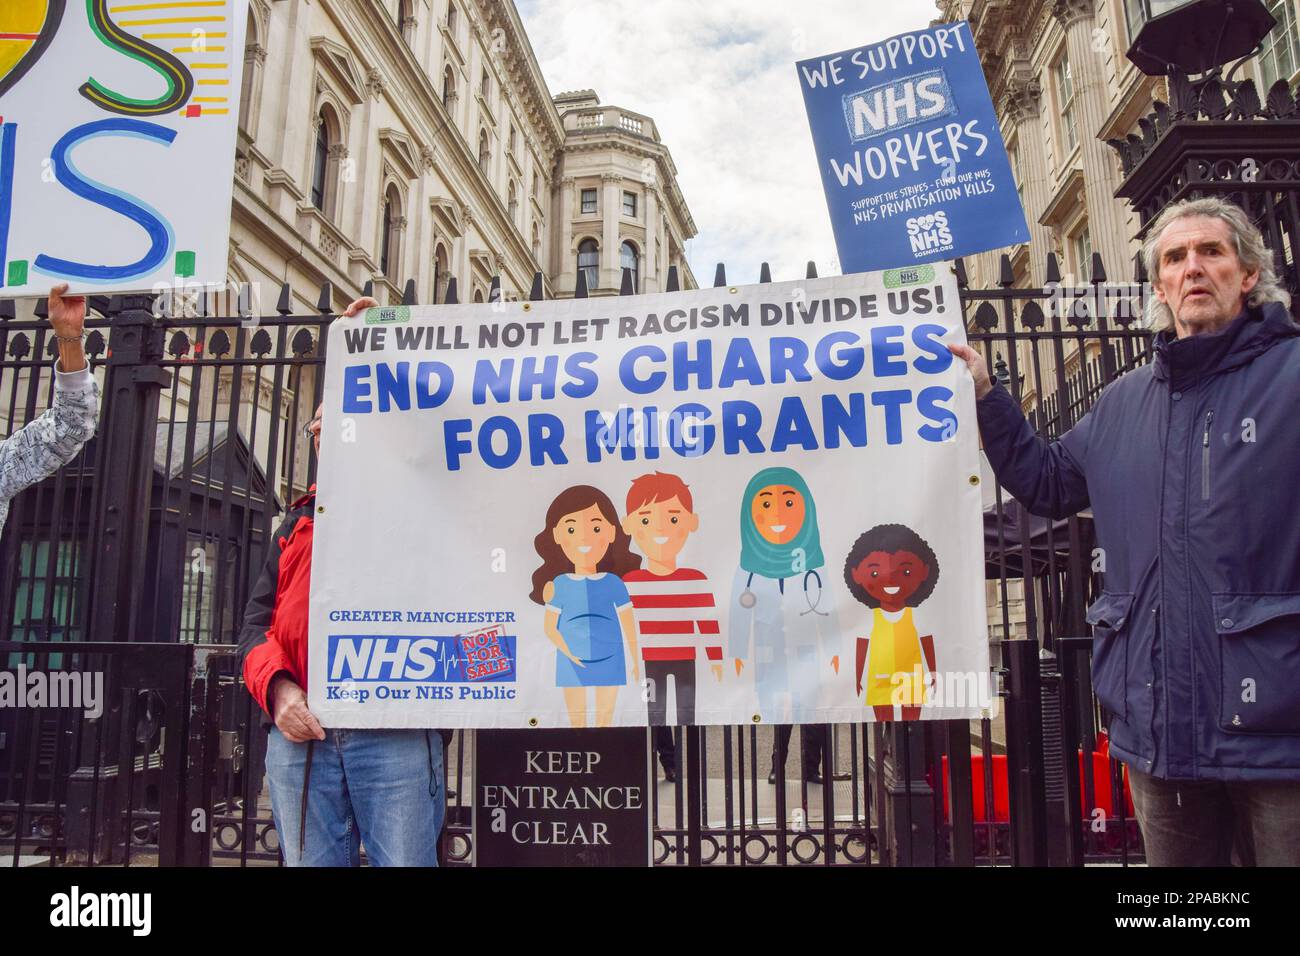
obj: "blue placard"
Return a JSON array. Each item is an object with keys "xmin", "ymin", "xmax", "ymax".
[{"xmin": 797, "ymin": 21, "xmax": 1029, "ymax": 274}]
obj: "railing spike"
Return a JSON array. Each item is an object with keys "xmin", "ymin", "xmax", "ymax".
[
  {"xmin": 1045, "ymin": 253, "xmax": 1062, "ymax": 285},
  {"xmin": 529, "ymin": 272, "xmax": 544, "ymax": 301},
  {"xmin": 1090, "ymin": 252, "xmax": 1107, "ymax": 284},
  {"xmin": 805, "ymin": 261, "xmax": 818, "ymax": 279},
  {"xmin": 444, "ymin": 277, "xmax": 458, "ymax": 305},
  {"xmin": 277, "ymin": 282, "xmax": 293, "ymax": 316},
  {"xmin": 488, "ymin": 275, "xmax": 502, "ymax": 302},
  {"xmin": 575, "ymin": 268, "xmax": 589, "ymax": 298},
  {"xmin": 316, "ymin": 281, "xmax": 333, "ymax": 314},
  {"xmin": 620, "ymin": 267, "xmax": 634, "ymax": 296},
  {"xmin": 665, "ymin": 265, "xmax": 679, "ymax": 293},
  {"xmin": 759, "ymin": 262, "xmax": 771, "ymax": 283},
  {"xmin": 403, "ymin": 278, "xmax": 418, "ymax": 305},
  {"xmin": 713, "ymin": 263, "xmax": 726, "ymax": 287},
  {"xmin": 999, "ymin": 254, "xmax": 1015, "ymax": 288},
  {"xmin": 953, "ymin": 258, "xmax": 969, "ymax": 288}
]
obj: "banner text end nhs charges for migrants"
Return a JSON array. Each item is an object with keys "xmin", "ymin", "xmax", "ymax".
[{"xmin": 333, "ymin": 285, "xmax": 965, "ymax": 473}]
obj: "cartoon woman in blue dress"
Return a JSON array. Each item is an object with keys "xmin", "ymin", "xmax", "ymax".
[{"xmin": 529, "ymin": 485, "xmax": 642, "ymax": 727}]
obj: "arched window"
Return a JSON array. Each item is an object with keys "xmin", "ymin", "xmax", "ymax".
[
  {"xmin": 577, "ymin": 239, "xmax": 599, "ymax": 292},
  {"xmin": 311, "ymin": 117, "xmax": 329, "ymax": 210},
  {"xmin": 620, "ymin": 241, "xmax": 639, "ymax": 293},
  {"xmin": 380, "ymin": 184, "xmax": 403, "ymax": 283},
  {"xmin": 442, "ymin": 66, "xmax": 456, "ymax": 109},
  {"xmin": 398, "ymin": 0, "xmax": 414, "ymax": 44},
  {"xmin": 508, "ymin": 180, "xmax": 518, "ymax": 224},
  {"xmin": 477, "ymin": 129, "xmax": 490, "ymax": 172},
  {"xmin": 310, "ymin": 106, "xmax": 341, "ymax": 218},
  {"xmin": 432, "ymin": 243, "xmax": 449, "ymax": 303}
]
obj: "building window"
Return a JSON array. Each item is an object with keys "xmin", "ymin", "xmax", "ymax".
[
  {"xmin": 1055, "ymin": 52, "xmax": 1078, "ymax": 155},
  {"xmin": 1008, "ymin": 140, "xmax": 1023, "ymax": 199},
  {"xmin": 508, "ymin": 180, "xmax": 518, "ymax": 224},
  {"xmin": 478, "ymin": 129, "xmax": 490, "ymax": 172},
  {"xmin": 442, "ymin": 66, "xmax": 455, "ymax": 108},
  {"xmin": 447, "ymin": 1, "xmax": 457, "ymax": 35},
  {"xmin": 509, "ymin": 124, "xmax": 517, "ymax": 154},
  {"xmin": 577, "ymin": 238, "xmax": 599, "ymax": 290},
  {"xmin": 580, "ymin": 188, "xmax": 596, "ymax": 214},
  {"xmin": 433, "ymin": 243, "xmax": 449, "ymax": 303},
  {"xmin": 532, "ymin": 166, "xmax": 540, "ymax": 198},
  {"xmin": 398, "ymin": 0, "xmax": 413, "ymax": 43},
  {"xmin": 622, "ymin": 191, "xmax": 637, "ymax": 217},
  {"xmin": 10, "ymin": 539, "xmax": 84, "ymax": 645},
  {"xmin": 311, "ymin": 115, "xmax": 329, "ymax": 210},
  {"xmin": 1073, "ymin": 226, "xmax": 1093, "ymax": 282},
  {"xmin": 1260, "ymin": 0, "xmax": 1300, "ymax": 89},
  {"xmin": 310, "ymin": 106, "xmax": 340, "ymax": 220},
  {"xmin": 480, "ymin": 67, "xmax": 490, "ymax": 100},
  {"xmin": 620, "ymin": 240, "xmax": 639, "ymax": 292},
  {"xmin": 380, "ymin": 185, "xmax": 402, "ymax": 283}
]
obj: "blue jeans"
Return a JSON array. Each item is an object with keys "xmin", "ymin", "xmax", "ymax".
[{"xmin": 265, "ymin": 727, "xmax": 445, "ymax": 867}]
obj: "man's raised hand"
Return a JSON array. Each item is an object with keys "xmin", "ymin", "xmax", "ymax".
[
  {"xmin": 341, "ymin": 296, "xmax": 379, "ymax": 318},
  {"xmin": 947, "ymin": 343, "xmax": 993, "ymax": 400}
]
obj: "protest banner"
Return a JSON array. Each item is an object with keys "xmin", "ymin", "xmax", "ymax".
[
  {"xmin": 473, "ymin": 728, "xmax": 651, "ymax": 866},
  {"xmin": 0, "ymin": 0, "xmax": 248, "ymax": 296},
  {"xmin": 796, "ymin": 21, "xmax": 1029, "ymax": 274},
  {"xmin": 309, "ymin": 269, "xmax": 992, "ymax": 728}
]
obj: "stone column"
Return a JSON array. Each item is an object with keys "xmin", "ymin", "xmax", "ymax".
[
  {"xmin": 353, "ymin": 69, "xmax": 387, "ymax": 256},
  {"xmin": 643, "ymin": 185, "xmax": 660, "ymax": 291},
  {"xmin": 458, "ymin": 210, "xmax": 474, "ymax": 297},
  {"xmin": 1054, "ymin": 0, "xmax": 1129, "ymax": 278},
  {"xmin": 1002, "ymin": 75, "xmax": 1051, "ymax": 286},
  {"xmin": 601, "ymin": 172, "xmax": 622, "ymax": 291},
  {"xmin": 559, "ymin": 176, "xmax": 575, "ymax": 292}
]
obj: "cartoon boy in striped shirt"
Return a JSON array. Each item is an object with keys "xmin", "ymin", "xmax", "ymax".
[{"xmin": 621, "ymin": 472, "xmax": 722, "ymax": 726}]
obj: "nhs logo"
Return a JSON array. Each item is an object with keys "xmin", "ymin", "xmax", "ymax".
[
  {"xmin": 906, "ymin": 212, "xmax": 953, "ymax": 255},
  {"xmin": 842, "ymin": 70, "xmax": 956, "ymax": 142}
]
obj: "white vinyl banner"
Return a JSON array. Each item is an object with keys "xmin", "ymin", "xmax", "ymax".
[
  {"xmin": 0, "ymin": 0, "xmax": 248, "ymax": 296},
  {"xmin": 310, "ymin": 268, "xmax": 992, "ymax": 728}
]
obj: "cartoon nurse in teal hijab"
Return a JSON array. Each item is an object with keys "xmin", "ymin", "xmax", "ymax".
[{"xmin": 727, "ymin": 467, "xmax": 841, "ymax": 723}]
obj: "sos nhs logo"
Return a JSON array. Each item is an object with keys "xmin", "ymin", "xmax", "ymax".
[
  {"xmin": 906, "ymin": 212, "xmax": 954, "ymax": 257},
  {"xmin": 841, "ymin": 69, "xmax": 957, "ymax": 142}
]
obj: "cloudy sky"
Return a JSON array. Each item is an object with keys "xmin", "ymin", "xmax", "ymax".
[{"xmin": 516, "ymin": 0, "xmax": 941, "ymax": 285}]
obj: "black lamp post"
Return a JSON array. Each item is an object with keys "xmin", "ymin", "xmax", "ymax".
[{"xmin": 1126, "ymin": 0, "xmax": 1277, "ymax": 77}]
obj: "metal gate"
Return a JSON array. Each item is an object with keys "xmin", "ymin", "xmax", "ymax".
[{"xmin": 0, "ymin": 254, "xmax": 1151, "ymax": 866}]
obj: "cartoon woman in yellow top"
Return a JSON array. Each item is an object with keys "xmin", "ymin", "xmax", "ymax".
[{"xmin": 843, "ymin": 524, "xmax": 939, "ymax": 722}]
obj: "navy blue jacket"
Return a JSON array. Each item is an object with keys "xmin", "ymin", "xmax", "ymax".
[{"xmin": 977, "ymin": 301, "xmax": 1300, "ymax": 781}]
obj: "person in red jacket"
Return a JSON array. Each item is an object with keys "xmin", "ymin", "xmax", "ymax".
[{"xmin": 238, "ymin": 295, "xmax": 444, "ymax": 867}]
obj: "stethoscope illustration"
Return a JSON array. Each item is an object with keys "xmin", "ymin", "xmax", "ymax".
[{"xmin": 738, "ymin": 570, "xmax": 828, "ymax": 616}]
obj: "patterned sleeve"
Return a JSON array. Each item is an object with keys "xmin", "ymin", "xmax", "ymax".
[{"xmin": 0, "ymin": 362, "xmax": 100, "ymax": 505}]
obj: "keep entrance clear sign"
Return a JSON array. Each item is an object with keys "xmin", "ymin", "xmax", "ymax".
[{"xmin": 473, "ymin": 729, "xmax": 651, "ymax": 866}]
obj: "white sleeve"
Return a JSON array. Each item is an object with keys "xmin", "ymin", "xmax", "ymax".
[
  {"xmin": 726, "ymin": 566, "xmax": 751, "ymax": 659},
  {"xmin": 0, "ymin": 360, "xmax": 100, "ymax": 504}
]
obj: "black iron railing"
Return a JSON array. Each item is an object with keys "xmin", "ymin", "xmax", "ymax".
[{"xmin": 0, "ymin": 253, "xmax": 1152, "ymax": 866}]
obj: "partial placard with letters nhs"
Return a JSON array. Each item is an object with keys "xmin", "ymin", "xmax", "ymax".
[{"xmin": 796, "ymin": 21, "xmax": 1029, "ymax": 275}]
